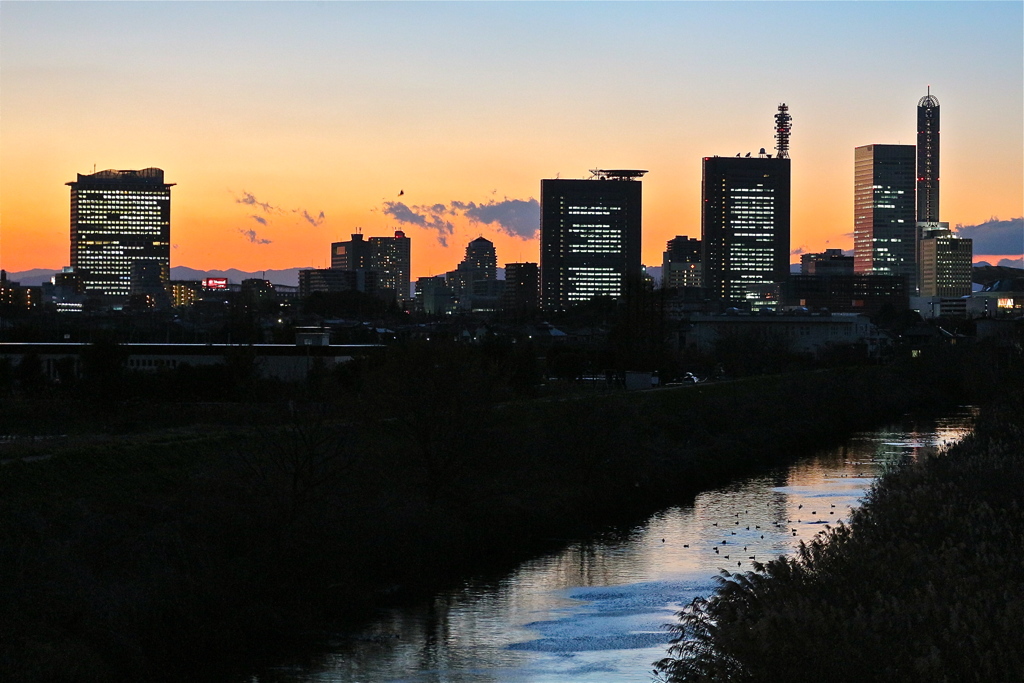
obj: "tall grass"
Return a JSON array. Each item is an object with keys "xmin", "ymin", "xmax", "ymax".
[{"xmin": 655, "ymin": 395, "xmax": 1024, "ymax": 683}]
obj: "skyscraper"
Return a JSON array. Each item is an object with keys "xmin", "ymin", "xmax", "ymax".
[
  {"xmin": 852, "ymin": 144, "xmax": 917, "ymax": 281},
  {"xmin": 700, "ymin": 104, "xmax": 792, "ymax": 304},
  {"xmin": 68, "ymin": 168, "xmax": 173, "ymax": 298},
  {"xmin": 913, "ymin": 88, "xmax": 970, "ymax": 300},
  {"xmin": 917, "ymin": 88, "xmax": 940, "ymax": 224},
  {"xmin": 540, "ymin": 170, "xmax": 644, "ymax": 311},
  {"xmin": 701, "ymin": 155, "xmax": 791, "ymax": 303}
]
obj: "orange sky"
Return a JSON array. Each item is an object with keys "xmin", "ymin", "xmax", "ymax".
[{"xmin": 2, "ymin": 3, "xmax": 1021, "ymax": 278}]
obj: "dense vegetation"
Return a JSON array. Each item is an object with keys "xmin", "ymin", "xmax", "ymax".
[
  {"xmin": 0, "ymin": 342, "xmax": 1018, "ymax": 682},
  {"xmin": 655, "ymin": 392, "xmax": 1024, "ymax": 683}
]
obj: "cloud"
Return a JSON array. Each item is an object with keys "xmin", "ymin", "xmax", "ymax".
[
  {"xmin": 954, "ymin": 217, "xmax": 1023, "ymax": 255},
  {"xmin": 239, "ymin": 228, "xmax": 272, "ymax": 245},
  {"xmin": 235, "ymin": 191, "xmax": 278, "ymax": 214},
  {"xmin": 298, "ymin": 209, "xmax": 326, "ymax": 227},
  {"xmin": 790, "ymin": 246, "xmax": 807, "ymax": 256},
  {"xmin": 998, "ymin": 257, "xmax": 1023, "ymax": 268},
  {"xmin": 382, "ymin": 201, "xmax": 455, "ymax": 246},
  {"xmin": 232, "ymin": 190, "xmax": 325, "ymax": 228},
  {"xmin": 457, "ymin": 198, "xmax": 540, "ymax": 239},
  {"xmin": 382, "ymin": 201, "xmax": 427, "ymax": 226},
  {"xmin": 378, "ymin": 194, "xmax": 539, "ymax": 245}
]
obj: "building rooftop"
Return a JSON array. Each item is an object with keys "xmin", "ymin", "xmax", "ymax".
[{"xmin": 67, "ymin": 167, "xmax": 174, "ymax": 186}]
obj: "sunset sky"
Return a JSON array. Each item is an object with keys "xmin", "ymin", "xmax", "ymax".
[{"xmin": 2, "ymin": 1, "xmax": 1022, "ymax": 280}]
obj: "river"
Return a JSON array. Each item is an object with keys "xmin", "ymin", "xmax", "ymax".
[{"xmin": 255, "ymin": 408, "xmax": 976, "ymax": 683}]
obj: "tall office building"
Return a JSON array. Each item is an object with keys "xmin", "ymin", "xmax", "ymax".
[
  {"xmin": 540, "ymin": 170, "xmax": 644, "ymax": 311},
  {"xmin": 68, "ymin": 168, "xmax": 173, "ymax": 298},
  {"xmin": 852, "ymin": 145, "xmax": 917, "ymax": 281},
  {"xmin": 917, "ymin": 88, "xmax": 940, "ymax": 224},
  {"xmin": 662, "ymin": 235, "xmax": 703, "ymax": 289},
  {"xmin": 701, "ymin": 154, "xmax": 791, "ymax": 303},
  {"xmin": 919, "ymin": 228, "xmax": 972, "ymax": 298}
]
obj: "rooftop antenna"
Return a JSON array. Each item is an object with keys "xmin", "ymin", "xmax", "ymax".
[{"xmin": 775, "ymin": 103, "xmax": 792, "ymax": 159}]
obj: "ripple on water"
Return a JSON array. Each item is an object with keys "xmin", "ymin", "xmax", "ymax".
[{"xmin": 509, "ymin": 579, "xmax": 712, "ymax": 654}]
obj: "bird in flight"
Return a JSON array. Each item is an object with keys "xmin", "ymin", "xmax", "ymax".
[{"xmin": 398, "ymin": 189, "xmax": 404, "ymax": 197}]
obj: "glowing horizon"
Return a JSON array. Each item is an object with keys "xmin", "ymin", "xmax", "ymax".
[{"xmin": 2, "ymin": 2, "xmax": 1021, "ymax": 279}]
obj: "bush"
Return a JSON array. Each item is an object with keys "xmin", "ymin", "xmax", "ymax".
[{"xmin": 655, "ymin": 397, "xmax": 1024, "ymax": 683}]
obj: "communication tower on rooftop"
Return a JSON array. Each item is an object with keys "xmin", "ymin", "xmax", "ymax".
[{"xmin": 774, "ymin": 104, "xmax": 792, "ymax": 159}]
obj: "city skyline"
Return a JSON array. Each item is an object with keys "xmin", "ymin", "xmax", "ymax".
[{"xmin": 2, "ymin": 2, "xmax": 1022, "ymax": 280}]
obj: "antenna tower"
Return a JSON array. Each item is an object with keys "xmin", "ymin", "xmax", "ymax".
[{"xmin": 774, "ymin": 103, "xmax": 792, "ymax": 159}]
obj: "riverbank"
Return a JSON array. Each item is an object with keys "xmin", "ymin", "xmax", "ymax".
[
  {"xmin": 1, "ymin": 345, "xmax": 1018, "ymax": 681},
  {"xmin": 655, "ymin": 390, "xmax": 1024, "ymax": 682}
]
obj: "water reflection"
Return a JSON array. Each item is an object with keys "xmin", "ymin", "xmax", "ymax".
[{"xmin": 261, "ymin": 408, "xmax": 976, "ymax": 683}]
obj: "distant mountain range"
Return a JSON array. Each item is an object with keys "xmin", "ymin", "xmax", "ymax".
[{"xmin": 167, "ymin": 267, "xmax": 315, "ymax": 287}]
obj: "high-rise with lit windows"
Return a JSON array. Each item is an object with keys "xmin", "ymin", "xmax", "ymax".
[
  {"xmin": 852, "ymin": 145, "xmax": 917, "ymax": 281},
  {"xmin": 540, "ymin": 170, "xmax": 644, "ymax": 311},
  {"xmin": 662, "ymin": 235, "xmax": 703, "ymax": 289},
  {"xmin": 68, "ymin": 168, "xmax": 173, "ymax": 298},
  {"xmin": 919, "ymin": 228, "xmax": 972, "ymax": 298},
  {"xmin": 368, "ymin": 230, "xmax": 411, "ymax": 302},
  {"xmin": 330, "ymin": 229, "xmax": 411, "ymax": 302},
  {"xmin": 914, "ymin": 89, "xmax": 971, "ymax": 300},
  {"xmin": 463, "ymin": 236, "xmax": 497, "ymax": 280},
  {"xmin": 701, "ymin": 155, "xmax": 791, "ymax": 303}
]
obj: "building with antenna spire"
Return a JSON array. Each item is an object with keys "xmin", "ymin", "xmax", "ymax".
[
  {"xmin": 911, "ymin": 87, "xmax": 973, "ymax": 313},
  {"xmin": 917, "ymin": 87, "xmax": 940, "ymax": 223},
  {"xmin": 701, "ymin": 106, "xmax": 792, "ymax": 304},
  {"xmin": 775, "ymin": 103, "xmax": 792, "ymax": 159}
]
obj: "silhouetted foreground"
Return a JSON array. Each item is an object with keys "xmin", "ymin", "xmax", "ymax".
[
  {"xmin": 0, "ymin": 345, "xmax": 1018, "ymax": 682},
  {"xmin": 655, "ymin": 395, "xmax": 1024, "ymax": 683}
]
